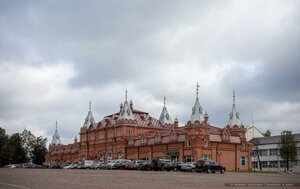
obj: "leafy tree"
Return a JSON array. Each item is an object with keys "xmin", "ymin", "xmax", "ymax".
[
  {"xmin": 279, "ymin": 130, "xmax": 297, "ymax": 171},
  {"xmin": 2, "ymin": 133, "xmax": 27, "ymax": 164},
  {"xmin": 31, "ymin": 136, "xmax": 48, "ymax": 165},
  {"xmin": 20, "ymin": 129, "xmax": 36, "ymax": 161},
  {"xmin": 263, "ymin": 129, "xmax": 271, "ymax": 137},
  {"xmin": 0, "ymin": 128, "xmax": 9, "ymax": 166}
]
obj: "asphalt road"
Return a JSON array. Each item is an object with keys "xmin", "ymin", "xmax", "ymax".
[{"xmin": 0, "ymin": 169, "xmax": 299, "ymax": 189}]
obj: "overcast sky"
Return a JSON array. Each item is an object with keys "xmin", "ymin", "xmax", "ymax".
[{"xmin": 0, "ymin": 0, "xmax": 300, "ymax": 144}]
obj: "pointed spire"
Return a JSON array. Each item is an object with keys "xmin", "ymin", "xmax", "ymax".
[
  {"xmin": 233, "ymin": 90, "xmax": 236, "ymax": 106},
  {"xmin": 51, "ymin": 121, "xmax": 62, "ymax": 145},
  {"xmin": 82, "ymin": 101, "xmax": 95, "ymax": 128},
  {"xmin": 196, "ymin": 83, "xmax": 200, "ymax": 99},
  {"xmin": 190, "ymin": 83, "xmax": 204, "ymax": 123},
  {"xmin": 118, "ymin": 90, "xmax": 135, "ymax": 120},
  {"xmin": 227, "ymin": 90, "xmax": 243, "ymax": 127},
  {"xmin": 159, "ymin": 96, "xmax": 172, "ymax": 125}
]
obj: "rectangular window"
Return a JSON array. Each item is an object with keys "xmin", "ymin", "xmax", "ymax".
[
  {"xmin": 201, "ymin": 154, "xmax": 211, "ymax": 161},
  {"xmin": 99, "ymin": 132, "xmax": 105, "ymax": 139},
  {"xmin": 252, "ymin": 162, "xmax": 257, "ymax": 168},
  {"xmin": 269, "ymin": 149, "xmax": 278, "ymax": 156},
  {"xmin": 184, "ymin": 156, "xmax": 194, "ymax": 163},
  {"xmin": 261, "ymin": 161, "xmax": 268, "ymax": 168},
  {"xmin": 117, "ymin": 129, "xmax": 122, "ymax": 137},
  {"xmin": 269, "ymin": 161, "xmax": 278, "ymax": 168},
  {"xmin": 240, "ymin": 156, "xmax": 248, "ymax": 166},
  {"xmin": 259, "ymin": 149, "xmax": 268, "ymax": 156},
  {"xmin": 108, "ymin": 131, "xmax": 113, "ymax": 138}
]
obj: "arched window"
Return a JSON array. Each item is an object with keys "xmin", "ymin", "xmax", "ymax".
[
  {"xmin": 99, "ymin": 153, "xmax": 104, "ymax": 162},
  {"xmin": 204, "ymin": 139, "xmax": 208, "ymax": 148},
  {"xmin": 186, "ymin": 140, "xmax": 191, "ymax": 147},
  {"xmin": 117, "ymin": 152, "xmax": 122, "ymax": 159},
  {"xmin": 107, "ymin": 152, "xmax": 113, "ymax": 162}
]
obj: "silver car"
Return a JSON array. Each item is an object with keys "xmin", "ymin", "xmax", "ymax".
[{"xmin": 181, "ymin": 162, "xmax": 195, "ymax": 172}]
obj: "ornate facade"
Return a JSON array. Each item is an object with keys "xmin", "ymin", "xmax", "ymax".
[{"xmin": 46, "ymin": 87, "xmax": 252, "ymax": 171}]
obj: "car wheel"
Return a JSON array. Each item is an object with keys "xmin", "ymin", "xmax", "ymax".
[
  {"xmin": 221, "ymin": 168, "xmax": 225, "ymax": 174},
  {"xmin": 206, "ymin": 168, "xmax": 211, "ymax": 173},
  {"xmin": 192, "ymin": 168, "xmax": 195, "ymax": 172},
  {"xmin": 174, "ymin": 167, "xmax": 177, "ymax": 172}
]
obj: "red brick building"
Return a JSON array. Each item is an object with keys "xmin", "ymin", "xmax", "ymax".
[{"xmin": 46, "ymin": 88, "xmax": 252, "ymax": 171}]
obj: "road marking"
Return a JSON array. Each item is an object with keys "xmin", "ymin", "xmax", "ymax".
[{"xmin": 0, "ymin": 182, "xmax": 33, "ymax": 189}]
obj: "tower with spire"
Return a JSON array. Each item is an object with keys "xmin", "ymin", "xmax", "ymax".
[
  {"xmin": 82, "ymin": 100, "xmax": 95, "ymax": 129},
  {"xmin": 227, "ymin": 90, "xmax": 243, "ymax": 127},
  {"xmin": 51, "ymin": 121, "xmax": 62, "ymax": 145},
  {"xmin": 159, "ymin": 96, "xmax": 173, "ymax": 125},
  {"xmin": 190, "ymin": 83, "xmax": 204, "ymax": 123},
  {"xmin": 118, "ymin": 89, "xmax": 135, "ymax": 120}
]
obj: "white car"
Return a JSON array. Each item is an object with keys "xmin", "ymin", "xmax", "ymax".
[{"xmin": 106, "ymin": 160, "xmax": 117, "ymax": 169}]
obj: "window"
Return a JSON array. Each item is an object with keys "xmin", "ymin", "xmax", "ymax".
[
  {"xmin": 261, "ymin": 161, "xmax": 268, "ymax": 168},
  {"xmin": 99, "ymin": 153, "xmax": 104, "ymax": 162},
  {"xmin": 99, "ymin": 132, "xmax": 105, "ymax": 139},
  {"xmin": 252, "ymin": 162, "xmax": 258, "ymax": 168},
  {"xmin": 269, "ymin": 149, "xmax": 278, "ymax": 156},
  {"xmin": 107, "ymin": 152, "xmax": 113, "ymax": 162},
  {"xmin": 108, "ymin": 131, "xmax": 113, "ymax": 138},
  {"xmin": 201, "ymin": 154, "xmax": 211, "ymax": 160},
  {"xmin": 269, "ymin": 161, "xmax": 278, "ymax": 168},
  {"xmin": 184, "ymin": 156, "xmax": 194, "ymax": 163},
  {"xmin": 186, "ymin": 140, "xmax": 191, "ymax": 147},
  {"xmin": 117, "ymin": 129, "xmax": 122, "ymax": 137},
  {"xmin": 204, "ymin": 139, "xmax": 208, "ymax": 148},
  {"xmin": 117, "ymin": 152, "xmax": 122, "ymax": 159},
  {"xmin": 155, "ymin": 135, "xmax": 160, "ymax": 142},
  {"xmin": 280, "ymin": 161, "xmax": 286, "ymax": 168},
  {"xmin": 259, "ymin": 149, "xmax": 268, "ymax": 156},
  {"xmin": 242, "ymin": 142, "xmax": 246, "ymax": 150},
  {"xmin": 240, "ymin": 156, "xmax": 248, "ymax": 166},
  {"xmin": 252, "ymin": 150, "xmax": 257, "ymax": 157}
]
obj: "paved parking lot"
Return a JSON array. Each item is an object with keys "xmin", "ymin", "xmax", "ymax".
[{"xmin": 0, "ymin": 169, "xmax": 299, "ymax": 189}]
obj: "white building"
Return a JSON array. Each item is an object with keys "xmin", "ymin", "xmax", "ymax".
[
  {"xmin": 250, "ymin": 134, "xmax": 300, "ymax": 173},
  {"xmin": 246, "ymin": 126, "xmax": 264, "ymax": 141}
]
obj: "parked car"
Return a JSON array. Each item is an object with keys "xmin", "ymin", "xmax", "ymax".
[
  {"xmin": 181, "ymin": 162, "xmax": 195, "ymax": 172},
  {"xmin": 128, "ymin": 160, "xmax": 147, "ymax": 170},
  {"xmin": 162, "ymin": 162, "xmax": 182, "ymax": 171},
  {"xmin": 112, "ymin": 160, "xmax": 131, "ymax": 170},
  {"xmin": 106, "ymin": 160, "xmax": 117, "ymax": 169},
  {"xmin": 195, "ymin": 160, "xmax": 225, "ymax": 174},
  {"xmin": 95, "ymin": 162, "xmax": 106, "ymax": 170},
  {"xmin": 150, "ymin": 158, "xmax": 172, "ymax": 171},
  {"xmin": 50, "ymin": 164, "xmax": 63, "ymax": 169},
  {"xmin": 63, "ymin": 163, "xmax": 77, "ymax": 169}
]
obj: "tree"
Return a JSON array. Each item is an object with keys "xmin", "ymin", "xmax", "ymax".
[
  {"xmin": 279, "ymin": 130, "xmax": 297, "ymax": 171},
  {"xmin": 2, "ymin": 133, "xmax": 27, "ymax": 164},
  {"xmin": 20, "ymin": 129, "xmax": 36, "ymax": 161},
  {"xmin": 263, "ymin": 129, "xmax": 271, "ymax": 137},
  {"xmin": 0, "ymin": 128, "xmax": 9, "ymax": 166},
  {"xmin": 31, "ymin": 136, "xmax": 48, "ymax": 165}
]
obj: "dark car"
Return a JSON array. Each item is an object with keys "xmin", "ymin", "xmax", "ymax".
[
  {"xmin": 150, "ymin": 158, "xmax": 172, "ymax": 171},
  {"xmin": 162, "ymin": 162, "xmax": 182, "ymax": 171},
  {"xmin": 195, "ymin": 160, "xmax": 225, "ymax": 174}
]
